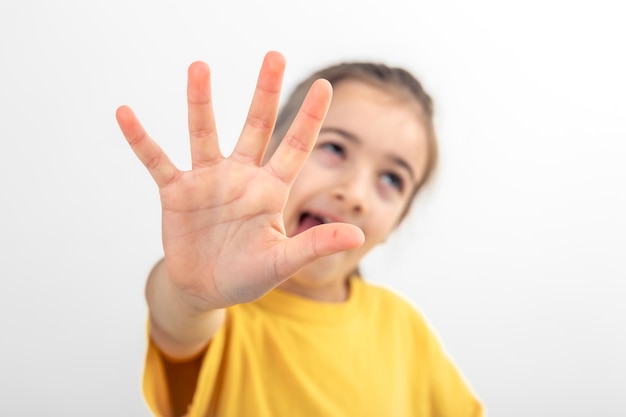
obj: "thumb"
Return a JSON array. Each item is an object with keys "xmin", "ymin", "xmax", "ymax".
[{"xmin": 275, "ymin": 223, "xmax": 365, "ymax": 279}]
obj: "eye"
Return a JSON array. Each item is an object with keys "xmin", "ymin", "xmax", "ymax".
[
  {"xmin": 320, "ymin": 142, "xmax": 345, "ymax": 157},
  {"xmin": 380, "ymin": 172, "xmax": 404, "ymax": 192}
]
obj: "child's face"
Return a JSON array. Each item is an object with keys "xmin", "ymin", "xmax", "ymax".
[{"xmin": 282, "ymin": 80, "xmax": 429, "ymax": 287}]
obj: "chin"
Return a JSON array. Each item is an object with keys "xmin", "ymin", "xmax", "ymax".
[{"xmin": 292, "ymin": 255, "xmax": 354, "ymax": 285}]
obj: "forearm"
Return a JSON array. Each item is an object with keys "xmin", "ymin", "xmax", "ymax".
[{"xmin": 146, "ymin": 258, "xmax": 225, "ymax": 360}]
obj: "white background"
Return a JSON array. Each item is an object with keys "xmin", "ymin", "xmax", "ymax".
[{"xmin": 1, "ymin": 0, "xmax": 625, "ymax": 415}]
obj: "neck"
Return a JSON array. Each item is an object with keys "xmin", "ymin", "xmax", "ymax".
[{"xmin": 277, "ymin": 277, "xmax": 351, "ymax": 303}]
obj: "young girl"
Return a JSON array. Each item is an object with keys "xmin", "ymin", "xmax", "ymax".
[{"xmin": 116, "ymin": 51, "xmax": 483, "ymax": 417}]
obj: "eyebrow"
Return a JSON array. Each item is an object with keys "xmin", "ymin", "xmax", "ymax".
[{"xmin": 319, "ymin": 127, "xmax": 416, "ymax": 181}]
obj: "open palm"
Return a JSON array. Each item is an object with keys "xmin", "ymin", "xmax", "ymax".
[{"xmin": 116, "ymin": 52, "xmax": 364, "ymax": 311}]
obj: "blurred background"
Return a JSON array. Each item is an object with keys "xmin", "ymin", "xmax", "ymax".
[{"xmin": 1, "ymin": 0, "xmax": 624, "ymax": 415}]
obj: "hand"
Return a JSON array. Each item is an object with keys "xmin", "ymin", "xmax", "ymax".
[{"xmin": 116, "ymin": 51, "xmax": 364, "ymax": 311}]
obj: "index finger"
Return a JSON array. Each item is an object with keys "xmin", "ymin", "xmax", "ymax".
[{"xmin": 264, "ymin": 79, "xmax": 332, "ymax": 184}]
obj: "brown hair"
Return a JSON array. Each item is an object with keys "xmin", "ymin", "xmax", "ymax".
[{"xmin": 266, "ymin": 61, "xmax": 438, "ymax": 220}]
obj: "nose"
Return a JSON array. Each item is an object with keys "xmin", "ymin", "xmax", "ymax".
[{"xmin": 332, "ymin": 169, "xmax": 370, "ymax": 215}]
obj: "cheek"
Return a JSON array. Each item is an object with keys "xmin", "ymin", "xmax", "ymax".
[
  {"xmin": 366, "ymin": 201, "xmax": 410, "ymax": 242},
  {"xmin": 292, "ymin": 161, "xmax": 321, "ymax": 187},
  {"xmin": 363, "ymin": 216, "xmax": 397, "ymax": 246},
  {"xmin": 289, "ymin": 165, "xmax": 317, "ymax": 198},
  {"xmin": 284, "ymin": 167, "xmax": 324, "ymax": 214}
]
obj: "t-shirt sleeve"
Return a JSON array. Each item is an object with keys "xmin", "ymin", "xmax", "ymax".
[
  {"xmin": 424, "ymin": 325, "xmax": 484, "ymax": 417},
  {"xmin": 374, "ymin": 285, "xmax": 484, "ymax": 416},
  {"xmin": 142, "ymin": 321, "xmax": 209, "ymax": 417},
  {"xmin": 143, "ymin": 322, "xmax": 175, "ymax": 417},
  {"xmin": 142, "ymin": 315, "xmax": 232, "ymax": 417}
]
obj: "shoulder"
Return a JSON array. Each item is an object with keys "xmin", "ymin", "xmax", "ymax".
[
  {"xmin": 356, "ymin": 279, "xmax": 416, "ymax": 309},
  {"xmin": 355, "ymin": 279, "xmax": 430, "ymax": 328},
  {"xmin": 354, "ymin": 280, "xmax": 450, "ymax": 361}
]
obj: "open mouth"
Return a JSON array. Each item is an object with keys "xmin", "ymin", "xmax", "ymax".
[{"xmin": 293, "ymin": 212, "xmax": 331, "ymax": 236}]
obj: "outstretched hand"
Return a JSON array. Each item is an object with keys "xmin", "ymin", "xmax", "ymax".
[{"xmin": 116, "ymin": 51, "xmax": 364, "ymax": 311}]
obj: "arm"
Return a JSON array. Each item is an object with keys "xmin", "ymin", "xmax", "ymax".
[{"xmin": 145, "ymin": 258, "xmax": 224, "ymax": 359}]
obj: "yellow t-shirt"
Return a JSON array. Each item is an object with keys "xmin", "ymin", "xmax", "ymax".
[{"xmin": 144, "ymin": 278, "xmax": 483, "ymax": 417}]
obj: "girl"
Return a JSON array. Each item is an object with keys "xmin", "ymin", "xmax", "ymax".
[{"xmin": 116, "ymin": 51, "xmax": 483, "ymax": 417}]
